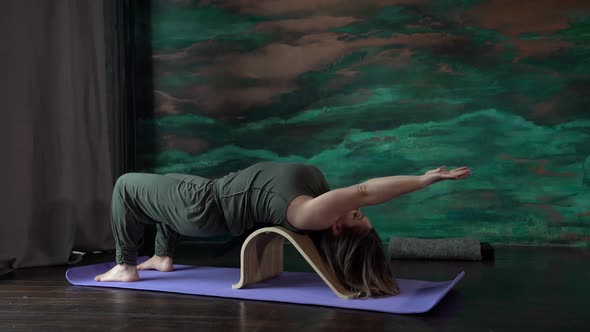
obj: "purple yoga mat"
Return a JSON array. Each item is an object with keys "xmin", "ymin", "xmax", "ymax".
[{"xmin": 66, "ymin": 257, "xmax": 464, "ymax": 314}]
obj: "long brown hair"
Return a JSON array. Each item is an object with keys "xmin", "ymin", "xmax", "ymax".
[{"xmin": 311, "ymin": 228, "xmax": 400, "ymax": 299}]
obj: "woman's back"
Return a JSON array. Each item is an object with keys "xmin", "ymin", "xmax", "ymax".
[{"xmin": 213, "ymin": 162, "xmax": 330, "ymax": 236}]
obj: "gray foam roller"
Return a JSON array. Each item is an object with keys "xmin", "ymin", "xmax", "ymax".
[{"xmin": 388, "ymin": 237, "xmax": 482, "ymax": 261}]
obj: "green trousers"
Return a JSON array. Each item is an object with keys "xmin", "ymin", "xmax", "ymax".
[{"xmin": 111, "ymin": 173, "xmax": 228, "ymax": 265}]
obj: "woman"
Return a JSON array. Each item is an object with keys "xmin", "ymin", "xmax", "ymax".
[{"xmin": 94, "ymin": 162, "xmax": 471, "ymax": 298}]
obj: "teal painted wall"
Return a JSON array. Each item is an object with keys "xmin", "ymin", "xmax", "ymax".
[{"xmin": 136, "ymin": 0, "xmax": 590, "ymax": 246}]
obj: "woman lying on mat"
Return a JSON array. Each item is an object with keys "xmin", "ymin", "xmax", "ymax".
[{"xmin": 94, "ymin": 162, "xmax": 470, "ymax": 297}]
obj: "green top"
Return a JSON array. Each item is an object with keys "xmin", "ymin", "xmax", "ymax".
[{"xmin": 212, "ymin": 162, "xmax": 330, "ymax": 236}]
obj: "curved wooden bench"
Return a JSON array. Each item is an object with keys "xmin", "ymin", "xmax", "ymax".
[{"xmin": 232, "ymin": 226, "xmax": 357, "ymax": 299}]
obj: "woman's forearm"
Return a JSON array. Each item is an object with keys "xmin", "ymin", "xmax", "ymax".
[{"xmin": 358, "ymin": 174, "xmax": 440, "ymax": 206}]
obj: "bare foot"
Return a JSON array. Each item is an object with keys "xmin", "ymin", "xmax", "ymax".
[
  {"xmin": 94, "ymin": 264, "xmax": 139, "ymax": 282},
  {"xmin": 137, "ymin": 255, "xmax": 174, "ymax": 272}
]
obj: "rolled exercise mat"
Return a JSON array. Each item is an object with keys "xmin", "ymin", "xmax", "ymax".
[
  {"xmin": 388, "ymin": 237, "xmax": 494, "ymax": 261},
  {"xmin": 66, "ymin": 257, "xmax": 464, "ymax": 314}
]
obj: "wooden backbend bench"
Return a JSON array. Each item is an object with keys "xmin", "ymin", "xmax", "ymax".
[{"xmin": 232, "ymin": 226, "xmax": 357, "ymax": 299}]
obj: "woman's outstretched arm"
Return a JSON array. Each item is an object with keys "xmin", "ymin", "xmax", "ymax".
[
  {"xmin": 358, "ymin": 166, "xmax": 471, "ymax": 205},
  {"xmin": 288, "ymin": 166, "xmax": 471, "ymax": 230}
]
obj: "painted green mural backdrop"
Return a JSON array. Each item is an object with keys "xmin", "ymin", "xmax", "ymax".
[{"xmin": 137, "ymin": 0, "xmax": 590, "ymax": 246}]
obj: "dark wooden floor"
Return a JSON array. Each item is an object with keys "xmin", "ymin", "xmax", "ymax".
[{"xmin": 1, "ymin": 243, "xmax": 589, "ymax": 332}]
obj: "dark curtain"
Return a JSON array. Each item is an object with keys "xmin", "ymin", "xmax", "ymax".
[
  {"xmin": 104, "ymin": 0, "xmax": 137, "ymax": 182},
  {"xmin": 0, "ymin": 0, "xmax": 121, "ymax": 275}
]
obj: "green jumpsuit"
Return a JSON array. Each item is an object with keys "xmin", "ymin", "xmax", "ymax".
[{"xmin": 111, "ymin": 162, "xmax": 330, "ymax": 265}]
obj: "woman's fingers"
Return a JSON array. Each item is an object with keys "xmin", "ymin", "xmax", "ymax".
[
  {"xmin": 429, "ymin": 165, "xmax": 471, "ymax": 179},
  {"xmin": 455, "ymin": 170, "xmax": 471, "ymax": 179},
  {"xmin": 440, "ymin": 168, "xmax": 471, "ymax": 179}
]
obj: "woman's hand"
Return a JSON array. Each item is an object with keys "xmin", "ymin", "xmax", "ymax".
[{"xmin": 424, "ymin": 166, "xmax": 471, "ymax": 180}]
